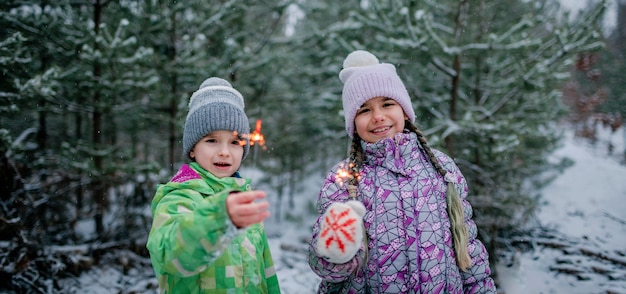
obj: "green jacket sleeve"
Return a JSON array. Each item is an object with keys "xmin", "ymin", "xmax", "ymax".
[
  {"xmin": 261, "ymin": 227, "xmax": 281, "ymax": 292},
  {"xmin": 147, "ymin": 187, "xmax": 241, "ymax": 277}
]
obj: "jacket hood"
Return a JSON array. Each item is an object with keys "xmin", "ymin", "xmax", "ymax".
[
  {"xmin": 151, "ymin": 162, "xmax": 250, "ymax": 213},
  {"xmin": 361, "ymin": 131, "xmax": 422, "ymax": 177}
]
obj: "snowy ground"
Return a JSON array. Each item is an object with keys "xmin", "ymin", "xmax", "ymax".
[
  {"xmin": 60, "ymin": 126, "xmax": 626, "ymax": 294},
  {"xmin": 496, "ymin": 127, "xmax": 626, "ymax": 294}
]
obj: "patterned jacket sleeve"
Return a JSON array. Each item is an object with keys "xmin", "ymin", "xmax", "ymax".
[
  {"xmin": 147, "ymin": 187, "xmax": 240, "ymax": 277},
  {"xmin": 307, "ymin": 161, "xmax": 365, "ymax": 285},
  {"xmin": 437, "ymin": 151, "xmax": 497, "ymax": 293}
]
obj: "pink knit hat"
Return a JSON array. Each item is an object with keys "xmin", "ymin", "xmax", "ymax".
[{"xmin": 339, "ymin": 50, "xmax": 415, "ymax": 137}]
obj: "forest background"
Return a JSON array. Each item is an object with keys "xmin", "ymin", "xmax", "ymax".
[{"xmin": 1, "ymin": 0, "xmax": 625, "ymax": 292}]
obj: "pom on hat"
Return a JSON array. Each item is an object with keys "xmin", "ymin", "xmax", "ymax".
[
  {"xmin": 342, "ymin": 50, "xmax": 379, "ymax": 68},
  {"xmin": 316, "ymin": 200, "xmax": 365, "ymax": 264},
  {"xmin": 339, "ymin": 50, "xmax": 415, "ymax": 137},
  {"xmin": 183, "ymin": 77, "xmax": 250, "ymax": 160}
]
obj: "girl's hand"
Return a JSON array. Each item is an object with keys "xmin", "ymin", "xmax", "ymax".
[
  {"xmin": 316, "ymin": 200, "xmax": 366, "ymax": 264},
  {"xmin": 226, "ymin": 190, "xmax": 270, "ymax": 228}
]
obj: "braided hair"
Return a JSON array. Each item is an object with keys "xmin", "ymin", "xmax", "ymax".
[{"xmin": 347, "ymin": 120, "xmax": 472, "ymax": 271}]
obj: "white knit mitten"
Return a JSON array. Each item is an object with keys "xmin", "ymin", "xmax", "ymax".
[{"xmin": 316, "ymin": 200, "xmax": 366, "ymax": 264}]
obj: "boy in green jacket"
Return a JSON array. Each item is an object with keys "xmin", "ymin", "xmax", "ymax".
[{"xmin": 146, "ymin": 77, "xmax": 280, "ymax": 293}]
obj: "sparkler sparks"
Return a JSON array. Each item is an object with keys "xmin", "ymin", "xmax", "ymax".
[
  {"xmin": 237, "ymin": 118, "xmax": 267, "ymax": 150},
  {"xmin": 249, "ymin": 118, "xmax": 266, "ymax": 149},
  {"xmin": 334, "ymin": 162, "xmax": 359, "ymax": 187}
]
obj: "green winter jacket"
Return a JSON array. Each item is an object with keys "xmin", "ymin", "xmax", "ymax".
[{"xmin": 146, "ymin": 162, "xmax": 280, "ymax": 293}]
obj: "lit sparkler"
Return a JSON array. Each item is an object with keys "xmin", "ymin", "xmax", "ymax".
[
  {"xmin": 334, "ymin": 162, "xmax": 359, "ymax": 187},
  {"xmin": 249, "ymin": 118, "xmax": 266, "ymax": 149}
]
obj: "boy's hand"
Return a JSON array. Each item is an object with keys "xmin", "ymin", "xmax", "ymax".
[{"xmin": 226, "ymin": 190, "xmax": 270, "ymax": 228}]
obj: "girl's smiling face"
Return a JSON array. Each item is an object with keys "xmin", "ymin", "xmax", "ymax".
[
  {"xmin": 189, "ymin": 130, "xmax": 245, "ymax": 178},
  {"xmin": 354, "ymin": 96, "xmax": 408, "ymax": 143}
]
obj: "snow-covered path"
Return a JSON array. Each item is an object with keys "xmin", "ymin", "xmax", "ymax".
[{"xmin": 496, "ymin": 127, "xmax": 626, "ymax": 294}]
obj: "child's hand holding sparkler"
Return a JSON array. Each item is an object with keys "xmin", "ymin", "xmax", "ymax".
[
  {"xmin": 316, "ymin": 200, "xmax": 366, "ymax": 264},
  {"xmin": 226, "ymin": 190, "xmax": 270, "ymax": 228}
]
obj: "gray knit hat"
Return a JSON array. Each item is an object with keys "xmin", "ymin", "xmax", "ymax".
[{"xmin": 183, "ymin": 77, "xmax": 250, "ymax": 160}]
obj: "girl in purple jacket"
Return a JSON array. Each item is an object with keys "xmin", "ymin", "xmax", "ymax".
[{"xmin": 308, "ymin": 50, "xmax": 497, "ymax": 293}]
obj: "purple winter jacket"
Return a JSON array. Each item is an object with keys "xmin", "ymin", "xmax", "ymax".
[{"xmin": 308, "ymin": 132, "xmax": 496, "ymax": 294}]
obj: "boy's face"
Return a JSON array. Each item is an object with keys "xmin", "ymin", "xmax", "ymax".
[
  {"xmin": 354, "ymin": 96, "xmax": 408, "ymax": 143},
  {"xmin": 190, "ymin": 130, "xmax": 245, "ymax": 178}
]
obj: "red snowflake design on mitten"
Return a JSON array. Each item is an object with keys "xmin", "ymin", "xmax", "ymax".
[{"xmin": 320, "ymin": 205, "xmax": 359, "ymax": 253}]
